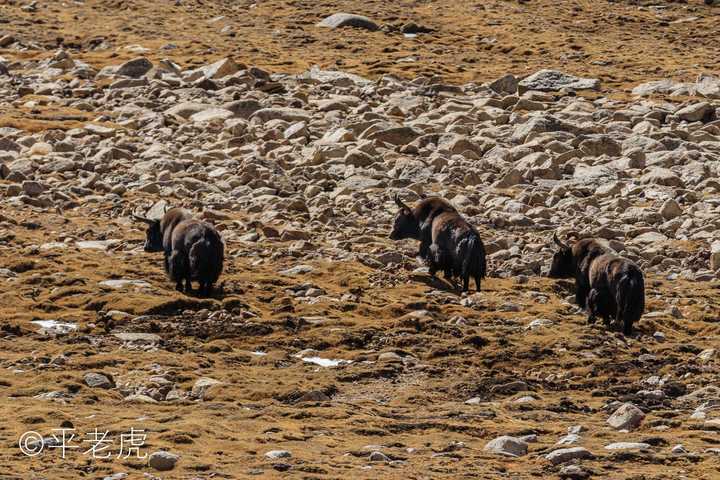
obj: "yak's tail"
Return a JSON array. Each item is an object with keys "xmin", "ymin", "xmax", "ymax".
[
  {"xmin": 616, "ymin": 270, "xmax": 645, "ymax": 336},
  {"xmin": 461, "ymin": 233, "xmax": 487, "ymax": 292},
  {"xmin": 189, "ymin": 237, "xmax": 224, "ymax": 284}
]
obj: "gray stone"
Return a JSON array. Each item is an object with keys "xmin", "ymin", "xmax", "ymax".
[
  {"xmin": 99, "ymin": 279, "xmax": 151, "ymax": 289},
  {"xmin": 494, "ymin": 169, "xmax": 523, "ymax": 188},
  {"xmin": 518, "ymin": 69, "xmax": 600, "ymax": 93},
  {"xmin": 148, "ymin": 451, "xmax": 179, "ymax": 471},
  {"xmin": 22, "ymin": 181, "xmax": 45, "ymax": 197},
  {"xmin": 317, "ymin": 13, "xmax": 378, "ymax": 31},
  {"xmin": 368, "ymin": 126, "xmax": 422, "ymax": 146},
  {"xmin": 251, "ymin": 107, "xmax": 311, "ymax": 123},
  {"xmin": 607, "ymin": 403, "xmax": 645, "ymax": 430},
  {"xmin": 165, "ymin": 102, "xmax": 213, "ymax": 119},
  {"xmin": 632, "ymin": 79, "xmax": 687, "ymax": 96},
  {"xmin": 489, "ymin": 74, "xmax": 518, "ymax": 94},
  {"xmin": 83, "ymin": 372, "xmax": 114, "ymax": 389},
  {"xmin": 633, "ymin": 231, "xmax": 668, "ymax": 244},
  {"xmin": 198, "ymin": 57, "xmax": 240, "ymax": 79},
  {"xmin": 559, "ymin": 465, "xmax": 591, "ymax": 480},
  {"xmin": 113, "ymin": 332, "xmax": 161, "ymax": 344},
  {"xmin": 675, "ymin": 102, "xmax": 713, "ymax": 122},
  {"xmin": 116, "ymin": 58, "xmax": 153, "ymax": 78},
  {"xmin": 604, "ymin": 442, "xmax": 651, "ymax": 451},
  {"xmin": 124, "ymin": 394, "xmax": 158, "ymax": 403},
  {"xmin": 369, "ymin": 451, "xmax": 390, "ymax": 462},
  {"xmin": 640, "ymin": 168, "xmax": 684, "ymax": 187},
  {"xmin": 545, "ymin": 447, "xmax": 594, "ymax": 465},
  {"xmin": 711, "ymin": 241, "xmax": 720, "ymax": 271},
  {"xmin": 192, "ymin": 377, "xmax": 222, "ymax": 399},
  {"xmin": 671, "ymin": 444, "xmax": 687, "ymax": 454},
  {"xmin": 660, "ymin": 199, "xmax": 682, "ymax": 220},
  {"xmin": 190, "ymin": 108, "xmax": 234, "ymax": 123},
  {"xmin": 696, "ymin": 74, "xmax": 720, "ymax": 99},
  {"xmin": 483, "ymin": 435, "xmax": 528, "ymax": 457},
  {"xmin": 265, "ymin": 450, "xmax": 292, "ymax": 459}
]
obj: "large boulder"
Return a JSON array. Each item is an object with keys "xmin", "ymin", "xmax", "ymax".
[
  {"xmin": 675, "ymin": 102, "xmax": 713, "ymax": 123},
  {"xmin": 607, "ymin": 403, "xmax": 645, "ymax": 431},
  {"xmin": 483, "ymin": 436, "xmax": 528, "ymax": 457},
  {"xmin": 545, "ymin": 447, "xmax": 594, "ymax": 465},
  {"xmin": 640, "ymin": 167, "xmax": 684, "ymax": 187},
  {"xmin": 519, "ymin": 69, "xmax": 600, "ymax": 93},
  {"xmin": 116, "ymin": 57, "xmax": 153, "ymax": 78},
  {"xmin": 197, "ymin": 57, "xmax": 241, "ymax": 79},
  {"xmin": 696, "ymin": 74, "xmax": 720, "ymax": 99},
  {"xmin": 317, "ymin": 13, "xmax": 378, "ymax": 31}
]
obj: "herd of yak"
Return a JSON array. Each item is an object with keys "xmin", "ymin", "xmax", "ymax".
[{"xmin": 132, "ymin": 194, "xmax": 646, "ymax": 336}]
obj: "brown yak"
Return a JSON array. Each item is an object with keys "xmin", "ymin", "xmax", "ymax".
[
  {"xmin": 549, "ymin": 234, "xmax": 644, "ymax": 335},
  {"xmin": 134, "ymin": 208, "xmax": 224, "ymax": 296},
  {"xmin": 390, "ymin": 195, "xmax": 487, "ymax": 292}
]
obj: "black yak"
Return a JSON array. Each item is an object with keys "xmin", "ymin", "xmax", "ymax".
[
  {"xmin": 133, "ymin": 208, "xmax": 224, "ymax": 296},
  {"xmin": 549, "ymin": 234, "xmax": 644, "ymax": 335},
  {"xmin": 390, "ymin": 195, "xmax": 486, "ymax": 292},
  {"xmin": 389, "ymin": 195, "xmax": 457, "ymax": 259}
]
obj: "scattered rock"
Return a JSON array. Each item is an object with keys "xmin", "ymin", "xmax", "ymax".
[
  {"xmin": 116, "ymin": 57, "xmax": 153, "ymax": 78},
  {"xmin": 607, "ymin": 403, "xmax": 645, "ymax": 431},
  {"xmin": 83, "ymin": 372, "xmax": 114, "ymax": 389},
  {"xmin": 545, "ymin": 447, "xmax": 595, "ymax": 465},
  {"xmin": 483, "ymin": 436, "xmax": 528, "ymax": 457},
  {"xmin": 317, "ymin": 13, "xmax": 379, "ymax": 31},
  {"xmin": 191, "ymin": 377, "xmax": 222, "ymax": 399},
  {"xmin": 604, "ymin": 442, "xmax": 651, "ymax": 451},
  {"xmin": 265, "ymin": 450, "xmax": 292, "ymax": 459},
  {"xmin": 518, "ymin": 69, "xmax": 600, "ymax": 93},
  {"xmin": 148, "ymin": 451, "xmax": 179, "ymax": 471}
]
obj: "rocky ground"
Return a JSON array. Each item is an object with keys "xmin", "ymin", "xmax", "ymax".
[{"xmin": 1, "ymin": 1, "xmax": 720, "ymax": 479}]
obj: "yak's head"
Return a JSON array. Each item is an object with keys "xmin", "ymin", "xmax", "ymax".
[
  {"xmin": 548, "ymin": 233, "xmax": 574, "ymax": 278},
  {"xmin": 133, "ymin": 213, "xmax": 164, "ymax": 252},
  {"xmin": 389, "ymin": 194, "xmax": 420, "ymax": 241}
]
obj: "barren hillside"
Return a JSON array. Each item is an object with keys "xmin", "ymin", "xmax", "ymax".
[{"xmin": 0, "ymin": 1, "xmax": 720, "ymax": 479}]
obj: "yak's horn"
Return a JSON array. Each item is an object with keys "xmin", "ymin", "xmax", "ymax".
[
  {"xmin": 394, "ymin": 193, "xmax": 410, "ymax": 210},
  {"xmin": 131, "ymin": 213, "xmax": 154, "ymax": 224},
  {"xmin": 553, "ymin": 232, "xmax": 568, "ymax": 249}
]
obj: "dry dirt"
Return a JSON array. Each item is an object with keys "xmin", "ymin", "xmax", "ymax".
[
  {"xmin": 3, "ymin": 201, "xmax": 720, "ymax": 479},
  {"xmin": 0, "ymin": 0, "xmax": 719, "ymax": 89},
  {"xmin": 1, "ymin": 0, "xmax": 720, "ymax": 479}
]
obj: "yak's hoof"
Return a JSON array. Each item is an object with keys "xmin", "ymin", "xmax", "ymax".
[{"xmin": 175, "ymin": 283, "xmax": 184, "ymax": 292}]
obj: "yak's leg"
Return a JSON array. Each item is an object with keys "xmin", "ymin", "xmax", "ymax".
[
  {"xmin": 427, "ymin": 258, "xmax": 438, "ymax": 277},
  {"xmin": 575, "ymin": 274, "xmax": 590, "ymax": 310},
  {"xmin": 620, "ymin": 304, "xmax": 633, "ymax": 336},
  {"xmin": 460, "ymin": 252, "xmax": 471, "ymax": 293},
  {"xmin": 428, "ymin": 244, "xmax": 441, "ymax": 277},
  {"xmin": 586, "ymin": 288, "xmax": 600, "ymax": 324},
  {"xmin": 461, "ymin": 273, "xmax": 470, "ymax": 292},
  {"xmin": 169, "ymin": 251, "xmax": 188, "ymax": 293}
]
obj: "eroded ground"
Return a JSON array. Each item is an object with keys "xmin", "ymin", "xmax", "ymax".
[{"xmin": 2, "ymin": 204, "xmax": 720, "ymax": 479}]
